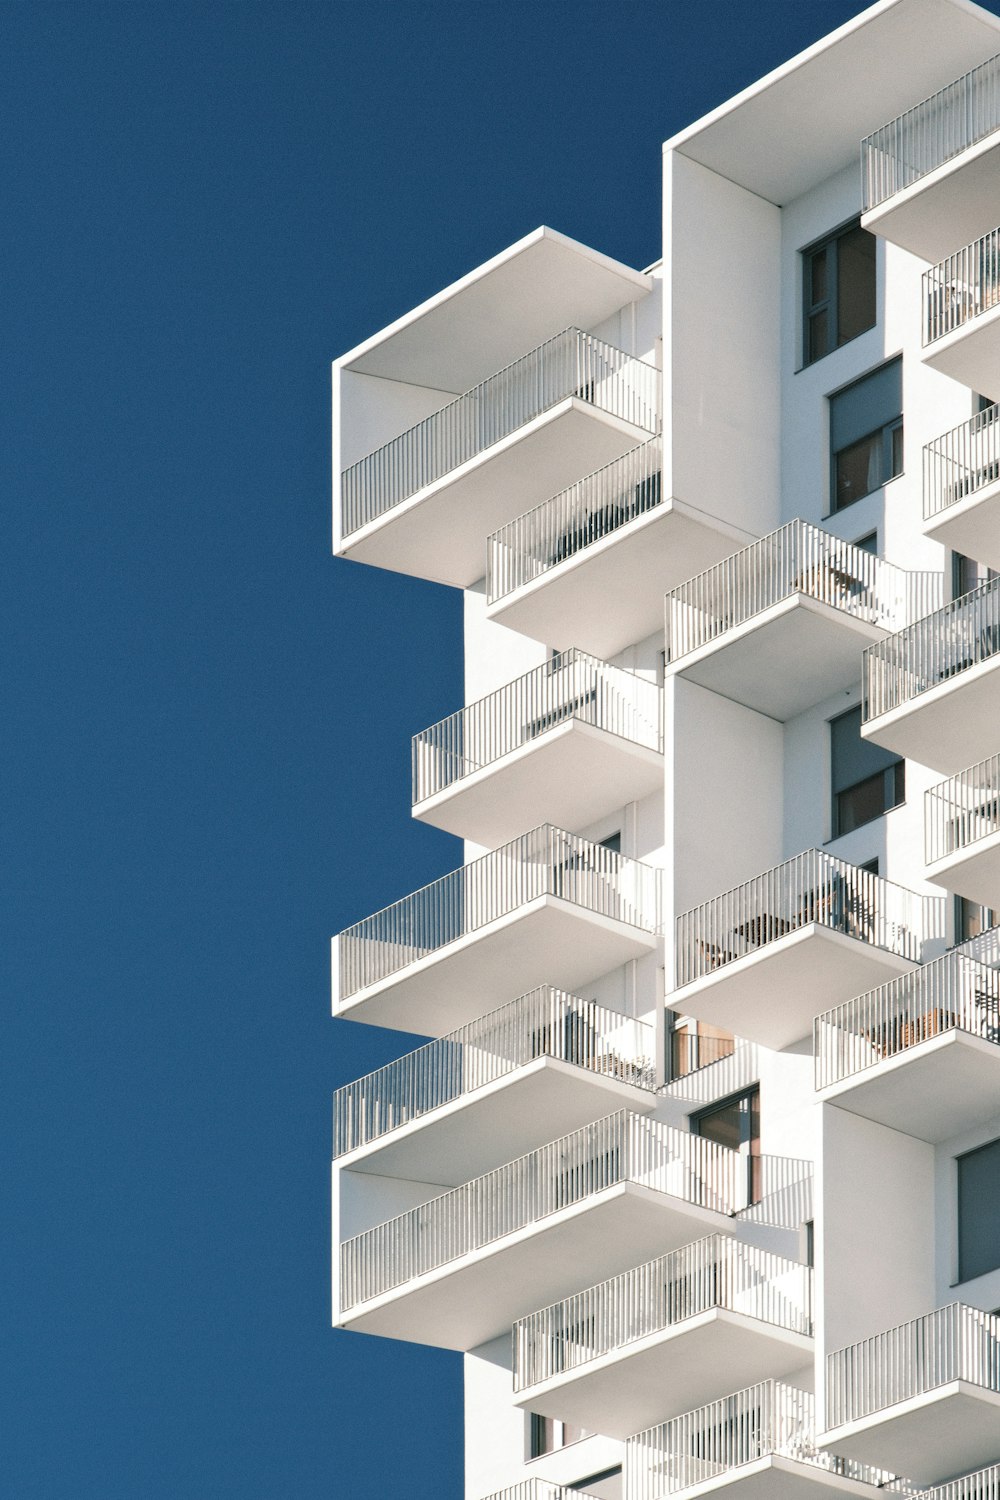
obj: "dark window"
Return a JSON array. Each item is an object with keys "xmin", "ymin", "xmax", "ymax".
[
  {"xmin": 953, "ymin": 551, "xmax": 1000, "ymax": 600},
  {"xmin": 598, "ymin": 831, "xmax": 621, "ymax": 855},
  {"xmin": 831, "ymin": 705, "xmax": 904, "ymax": 836},
  {"xmin": 829, "ymin": 358, "xmax": 903, "ymax": 512},
  {"xmin": 958, "ymin": 1138, "xmax": 1000, "ymax": 1282},
  {"xmin": 803, "ymin": 221, "xmax": 876, "ymax": 366},
  {"xmin": 529, "ymin": 1413, "xmax": 589, "ymax": 1458},
  {"xmin": 694, "ymin": 1087, "xmax": 760, "ymax": 1203},
  {"xmin": 669, "ymin": 1018, "xmax": 736, "ymax": 1080},
  {"xmin": 956, "ymin": 896, "xmax": 998, "ymax": 944},
  {"xmin": 854, "ymin": 532, "xmax": 878, "ymax": 554}
]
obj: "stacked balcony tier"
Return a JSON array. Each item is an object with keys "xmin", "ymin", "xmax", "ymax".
[
  {"xmin": 333, "ymin": 988, "xmax": 656, "ymax": 1184},
  {"xmin": 664, "ymin": 522, "xmax": 939, "ymax": 722},
  {"xmin": 672, "ymin": 851, "xmax": 941, "ymax": 1050},
  {"xmin": 814, "ymin": 949, "xmax": 1000, "ymax": 1140},
  {"xmin": 923, "ymin": 227, "xmax": 1000, "ymax": 400},
  {"xmin": 821, "ymin": 1304, "xmax": 1000, "ymax": 1485},
  {"xmin": 862, "ymin": 577, "xmax": 1000, "ymax": 774},
  {"xmin": 923, "ymin": 405, "xmax": 1000, "ymax": 570},
  {"xmin": 480, "ymin": 1485, "xmax": 604, "ymax": 1500},
  {"xmin": 411, "ymin": 649, "xmax": 663, "ymax": 847},
  {"xmin": 511, "ymin": 1236, "xmax": 813, "ymax": 1439},
  {"xmin": 332, "ymin": 824, "xmax": 661, "ymax": 1034},
  {"xmin": 914, "ymin": 1462, "xmax": 1000, "ymax": 1500},
  {"xmin": 925, "ymin": 753, "xmax": 1000, "ymax": 907}
]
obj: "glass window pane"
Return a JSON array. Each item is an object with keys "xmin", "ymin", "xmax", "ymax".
[
  {"xmin": 810, "ymin": 246, "xmax": 828, "ymax": 306},
  {"xmin": 835, "ymin": 431, "xmax": 881, "ymax": 510},
  {"xmin": 891, "ymin": 421, "xmax": 904, "ymax": 478},
  {"xmin": 837, "ymin": 225, "xmax": 877, "ymax": 344},
  {"xmin": 836, "ymin": 770, "xmax": 888, "ymax": 835},
  {"xmin": 958, "ymin": 1138, "xmax": 1000, "ymax": 1282},
  {"xmin": 808, "ymin": 310, "xmax": 828, "ymax": 363}
]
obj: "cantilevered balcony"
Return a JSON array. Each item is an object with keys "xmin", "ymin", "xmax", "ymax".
[
  {"xmin": 480, "ymin": 1485, "xmax": 603, "ymax": 1500},
  {"xmin": 627, "ymin": 1383, "xmax": 900, "ymax": 1500},
  {"xmin": 672, "ymin": 851, "xmax": 941, "ymax": 1051},
  {"xmin": 411, "ymin": 649, "xmax": 662, "ymax": 848},
  {"xmin": 916, "ymin": 1462, "xmax": 1000, "ymax": 1500},
  {"xmin": 337, "ymin": 328, "xmax": 660, "ymax": 589},
  {"xmin": 664, "ymin": 522, "xmax": 939, "ymax": 722},
  {"xmin": 925, "ymin": 754, "xmax": 1000, "ymax": 907},
  {"xmin": 821, "ymin": 1304, "xmax": 1000, "ymax": 1485},
  {"xmin": 333, "ymin": 825, "xmax": 660, "ymax": 1034},
  {"xmin": 814, "ymin": 950, "xmax": 1000, "ymax": 1141},
  {"xmin": 337, "ymin": 1111, "xmax": 750, "ymax": 1350},
  {"xmin": 512, "ymin": 1236, "xmax": 813, "ymax": 1440},
  {"xmin": 923, "ymin": 230, "xmax": 1000, "ymax": 401},
  {"xmin": 862, "ymin": 578, "xmax": 1000, "ymax": 775},
  {"xmin": 485, "ymin": 437, "xmax": 745, "ymax": 659},
  {"xmin": 923, "ymin": 405, "xmax": 1000, "ymax": 570},
  {"xmin": 861, "ymin": 53, "xmax": 1000, "ymax": 260},
  {"xmin": 333, "ymin": 988, "xmax": 656, "ymax": 1184}
]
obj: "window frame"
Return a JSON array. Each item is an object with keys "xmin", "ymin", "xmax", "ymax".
[
  {"xmin": 802, "ymin": 217, "xmax": 877, "ymax": 368},
  {"xmin": 829, "ymin": 705, "xmax": 905, "ymax": 838}
]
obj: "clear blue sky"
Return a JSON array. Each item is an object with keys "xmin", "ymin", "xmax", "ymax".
[{"xmin": 6, "ymin": 2, "xmax": 997, "ymax": 1496}]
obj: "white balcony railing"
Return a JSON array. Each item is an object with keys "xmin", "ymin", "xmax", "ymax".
[
  {"xmin": 924, "ymin": 227, "xmax": 1000, "ymax": 344},
  {"xmin": 926, "ymin": 753, "xmax": 1000, "ymax": 863},
  {"xmin": 626, "ymin": 1382, "xmax": 901, "ymax": 1499},
  {"xmin": 337, "ymin": 824, "xmax": 661, "ymax": 1002},
  {"xmin": 481, "ymin": 1484, "xmax": 602, "ymax": 1500},
  {"xmin": 664, "ymin": 520, "xmax": 937, "ymax": 664},
  {"xmin": 863, "ymin": 577, "xmax": 1000, "ymax": 721},
  {"xmin": 411, "ymin": 648, "xmax": 661, "ymax": 805},
  {"xmin": 485, "ymin": 435, "xmax": 662, "ymax": 603},
  {"xmin": 814, "ymin": 950, "xmax": 1000, "ymax": 1091},
  {"xmin": 662, "ymin": 1040, "xmax": 760, "ymax": 1107},
  {"xmin": 512, "ymin": 1235, "xmax": 812, "ymax": 1392},
  {"xmin": 922, "ymin": 1462, "xmax": 1000, "ymax": 1500},
  {"xmin": 675, "ymin": 850, "xmax": 933, "ymax": 988},
  {"xmin": 862, "ymin": 52, "xmax": 1000, "ymax": 212},
  {"xmin": 924, "ymin": 404, "xmax": 1000, "ymax": 521},
  {"xmin": 826, "ymin": 1304, "xmax": 1000, "ymax": 1431},
  {"xmin": 340, "ymin": 328, "xmax": 662, "ymax": 537},
  {"xmin": 333, "ymin": 987, "xmax": 656, "ymax": 1157}
]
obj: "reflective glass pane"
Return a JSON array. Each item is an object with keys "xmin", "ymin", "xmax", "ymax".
[{"xmin": 837, "ymin": 225, "xmax": 877, "ymax": 344}]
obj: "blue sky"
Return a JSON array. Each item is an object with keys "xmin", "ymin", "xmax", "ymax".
[{"xmin": 6, "ymin": 2, "xmax": 998, "ymax": 1496}]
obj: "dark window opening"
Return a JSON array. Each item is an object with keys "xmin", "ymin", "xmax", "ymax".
[
  {"xmin": 803, "ymin": 221, "xmax": 876, "ymax": 366},
  {"xmin": 829, "ymin": 358, "xmax": 902, "ymax": 513},
  {"xmin": 831, "ymin": 705, "xmax": 904, "ymax": 836},
  {"xmin": 958, "ymin": 1138, "xmax": 1000, "ymax": 1283}
]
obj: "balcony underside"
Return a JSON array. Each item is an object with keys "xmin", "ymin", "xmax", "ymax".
[
  {"xmin": 665, "ymin": 1457, "xmax": 891, "ymax": 1500},
  {"xmin": 514, "ymin": 1311, "xmax": 813, "ymax": 1441},
  {"xmin": 338, "ymin": 400, "xmax": 652, "ymax": 589},
  {"xmin": 488, "ymin": 501, "xmax": 748, "ymax": 661},
  {"xmin": 670, "ymin": 599, "xmax": 885, "ymax": 723},
  {"xmin": 337, "ymin": 1181, "xmax": 733, "ymax": 1351},
  {"xmin": 924, "ymin": 476, "xmax": 1000, "ymax": 574},
  {"xmin": 818, "ymin": 1029, "xmax": 1000, "ymax": 1143},
  {"xmin": 338, "ymin": 1055, "xmax": 656, "ymax": 1186},
  {"xmin": 334, "ymin": 895, "xmax": 659, "ymax": 1036},
  {"xmin": 923, "ymin": 301, "xmax": 1000, "ymax": 405},
  {"xmin": 672, "ymin": 928, "xmax": 916, "ymax": 1053},
  {"xmin": 819, "ymin": 1382, "xmax": 1000, "ymax": 1487},
  {"xmin": 926, "ymin": 826, "xmax": 1000, "ymax": 908},
  {"xmin": 862, "ymin": 654, "xmax": 1000, "ymax": 775},
  {"xmin": 862, "ymin": 134, "xmax": 1000, "ymax": 262}
]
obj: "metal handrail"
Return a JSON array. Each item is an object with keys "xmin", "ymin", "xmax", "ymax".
[
  {"xmin": 862, "ymin": 52, "xmax": 1000, "ymax": 211},
  {"xmin": 814, "ymin": 950, "xmax": 1000, "ymax": 1091},
  {"xmin": 922, "ymin": 1461, "xmax": 1000, "ymax": 1500},
  {"xmin": 336, "ymin": 824, "xmax": 662, "ymax": 1001},
  {"xmin": 411, "ymin": 647, "xmax": 662, "ymax": 806},
  {"xmin": 924, "ymin": 404, "xmax": 1000, "ymax": 520},
  {"xmin": 926, "ymin": 753, "xmax": 1000, "ymax": 863},
  {"xmin": 333, "ymin": 987, "xmax": 656, "ymax": 1157},
  {"xmin": 340, "ymin": 328, "xmax": 661, "ymax": 536},
  {"xmin": 863, "ymin": 577, "xmax": 1000, "ymax": 722},
  {"xmin": 512, "ymin": 1235, "xmax": 812, "ymax": 1391},
  {"xmin": 924, "ymin": 226, "xmax": 1000, "ymax": 344},
  {"xmin": 675, "ymin": 849, "xmax": 938, "ymax": 988},
  {"xmin": 486, "ymin": 436, "xmax": 662, "ymax": 603},
  {"xmin": 826, "ymin": 1304, "xmax": 1000, "ymax": 1429},
  {"xmin": 480, "ymin": 1485, "xmax": 602, "ymax": 1500},
  {"xmin": 664, "ymin": 520, "xmax": 938, "ymax": 664},
  {"xmin": 661, "ymin": 1040, "xmax": 760, "ymax": 1106}
]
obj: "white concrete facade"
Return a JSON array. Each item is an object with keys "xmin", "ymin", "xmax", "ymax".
[{"xmin": 330, "ymin": 3, "xmax": 1000, "ymax": 1497}]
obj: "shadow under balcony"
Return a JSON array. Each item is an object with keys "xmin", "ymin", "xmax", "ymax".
[
  {"xmin": 671, "ymin": 851, "xmax": 941, "ymax": 1051},
  {"xmin": 485, "ymin": 438, "xmax": 747, "ymax": 660},
  {"xmin": 923, "ymin": 404, "xmax": 1000, "ymax": 571},
  {"xmin": 925, "ymin": 753, "xmax": 1000, "ymax": 908},
  {"xmin": 337, "ymin": 327, "xmax": 660, "ymax": 589},
  {"xmin": 922, "ymin": 229, "xmax": 1000, "ymax": 403},
  {"xmin": 332, "ymin": 826, "xmax": 661, "ymax": 1036},
  {"xmin": 820, "ymin": 1304, "xmax": 1000, "ymax": 1486},
  {"xmin": 512, "ymin": 1236, "xmax": 813, "ymax": 1441},
  {"xmin": 664, "ymin": 522, "xmax": 938, "ymax": 723},
  {"xmin": 628, "ymin": 1382, "xmax": 900, "ymax": 1500},
  {"xmin": 411, "ymin": 649, "xmax": 663, "ymax": 848},
  {"xmin": 861, "ymin": 577, "xmax": 1000, "ymax": 775},
  {"xmin": 814, "ymin": 950, "xmax": 1000, "ymax": 1141},
  {"xmin": 333, "ymin": 988, "xmax": 656, "ymax": 1185}
]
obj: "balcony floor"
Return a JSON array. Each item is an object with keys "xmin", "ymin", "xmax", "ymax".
[
  {"xmin": 862, "ymin": 132, "xmax": 1000, "ymax": 262},
  {"xmin": 923, "ymin": 299, "xmax": 1000, "ymax": 406},
  {"xmin": 671, "ymin": 927, "xmax": 915, "ymax": 1053},
  {"xmin": 665, "ymin": 1456, "xmax": 893, "ymax": 1500},
  {"xmin": 924, "ymin": 474, "xmax": 1000, "ymax": 575},
  {"xmin": 413, "ymin": 719, "xmax": 663, "ymax": 848},
  {"xmin": 338, "ymin": 399, "xmax": 652, "ymax": 589},
  {"xmin": 669, "ymin": 597, "xmax": 885, "ymax": 723},
  {"xmin": 334, "ymin": 894, "xmax": 659, "ymax": 1036},
  {"xmin": 819, "ymin": 1382, "xmax": 1000, "ymax": 1487},
  {"xmin": 926, "ymin": 826, "xmax": 1000, "ymax": 909},
  {"xmin": 336, "ymin": 1180, "xmax": 735, "ymax": 1351},
  {"xmin": 862, "ymin": 652, "xmax": 1000, "ymax": 776},
  {"xmin": 818, "ymin": 1028, "xmax": 1000, "ymax": 1143},
  {"xmin": 514, "ymin": 1310, "xmax": 813, "ymax": 1440}
]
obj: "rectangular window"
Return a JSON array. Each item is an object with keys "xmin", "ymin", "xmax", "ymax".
[
  {"xmin": 831, "ymin": 705, "xmax": 904, "ymax": 836},
  {"xmin": 528, "ymin": 1413, "xmax": 589, "ymax": 1458},
  {"xmin": 694, "ymin": 1086, "xmax": 761, "ymax": 1203},
  {"xmin": 670, "ymin": 1018, "xmax": 736, "ymax": 1080},
  {"xmin": 958, "ymin": 1138, "xmax": 1000, "ymax": 1282},
  {"xmin": 953, "ymin": 551, "xmax": 1000, "ymax": 600},
  {"xmin": 829, "ymin": 358, "xmax": 903, "ymax": 512},
  {"xmin": 956, "ymin": 896, "xmax": 998, "ymax": 944},
  {"xmin": 803, "ymin": 220, "xmax": 876, "ymax": 366}
]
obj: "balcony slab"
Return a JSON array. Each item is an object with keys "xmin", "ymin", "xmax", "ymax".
[
  {"xmin": 926, "ymin": 826, "xmax": 1000, "ymax": 909},
  {"xmin": 413, "ymin": 719, "xmax": 663, "ymax": 848},
  {"xmin": 862, "ymin": 652, "xmax": 1000, "ymax": 775},
  {"xmin": 819, "ymin": 1382, "xmax": 1000, "ymax": 1487},
  {"xmin": 514, "ymin": 1310, "xmax": 813, "ymax": 1440},
  {"xmin": 924, "ymin": 474, "xmax": 1000, "ymax": 574},
  {"xmin": 862, "ymin": 133, "xmax": 1000, "ymax": 263},
  {"xmin": 663, "ymin": 1457, "xmax": 897, "ymax": 1500},
  {"xmin": 923, "ymin": 298, "xmax": 1000, "ymax": 405}
]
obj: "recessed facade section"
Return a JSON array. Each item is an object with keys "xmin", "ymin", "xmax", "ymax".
[
  {"xmin": 923, "ymin": 404, "xmax": 1000, "ymax": 571},
  {"xmin": 925, "ymin": 752, "xmax": 1000, "ymax": 908},
  {"xmin": 922, "ymin": 226, "xmax": 1000, "ymax": 402}
]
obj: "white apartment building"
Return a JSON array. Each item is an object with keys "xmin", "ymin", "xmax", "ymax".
[{"xmin": 330, "ymin": 2, "xmax": 1000, "ymax": 1496}]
